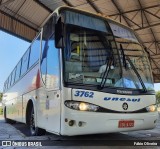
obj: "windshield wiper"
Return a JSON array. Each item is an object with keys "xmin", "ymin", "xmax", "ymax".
[
  {"xmin": 126, "ymin": 55, "xmax": 147, "ymax": 93},
  {"xmin": 97, "ymin": 33, "xmax": 114, "ymax": 90},
  {"xmin": 120, "ymin": 44, "xmax": 127, "ymax": 69},
  {"xmin": 97, "ymin": 57, "xmax": 113, "ymax": 90}
]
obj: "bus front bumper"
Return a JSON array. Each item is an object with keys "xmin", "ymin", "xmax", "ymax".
[{"xmin": 61, "ymin": 109, "xmax": 159, "ymax": 136}]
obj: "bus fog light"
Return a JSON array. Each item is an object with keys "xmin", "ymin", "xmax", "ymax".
[
  {"xmin": 78, "ymin": 121, "xmax": 83, "ymax": 127},
  {"xmin": 146, "ymin": 105, "xmax": 157, "ymax": 112},
  {"xmin": 69, "ymin": 120, "xmax": 74, "ymax": 126},
  {"xmin": 65, "ymin": 118, "xmax": 68, "ymax": 122}
]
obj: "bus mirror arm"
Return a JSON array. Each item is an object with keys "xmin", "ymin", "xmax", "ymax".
[{"xmin": 55, "ymin": 17, "xmax": 65, "ymax": 48}]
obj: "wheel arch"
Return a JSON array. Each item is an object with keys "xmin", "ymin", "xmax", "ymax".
[{"xmin": 25, "ymin": 98, "xmax": 37, "ymax": 126}]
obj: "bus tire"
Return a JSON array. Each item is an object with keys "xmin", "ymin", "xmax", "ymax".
[
  {"xmin": 4, "ymin": 107, "xmax": 16, "ymax": 124},
  {"xmin": 28, "ymin": 106, "xmax": 46, "ymax": 136}
]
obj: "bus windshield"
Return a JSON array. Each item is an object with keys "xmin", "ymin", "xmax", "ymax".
[
  {"xmin": 109, "ymin": 22, "xmax": 154, "ymax": 91},
  {"xmin": 62, "ymin": 10, "xmax": 154, "ymax": 91}
]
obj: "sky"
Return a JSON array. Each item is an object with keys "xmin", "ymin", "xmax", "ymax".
[
  {"xmin": 0, "ymin": 31, "xmax": 30, "ymax": 92},
  {"xmin": 0, "ymin": 30, "xmax": 160, "ymax": 92}
]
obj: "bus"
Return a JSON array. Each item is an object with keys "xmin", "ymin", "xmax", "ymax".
[{"xmin": 2, "ymin": 6, "xmax": 158, "ymax": 136}]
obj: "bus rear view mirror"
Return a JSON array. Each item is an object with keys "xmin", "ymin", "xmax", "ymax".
[{"xmin": 55, "ymin": 18, "xmax": 65, "ymax": 48}]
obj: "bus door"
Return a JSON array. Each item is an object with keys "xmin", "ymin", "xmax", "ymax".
[
  {"xmin": 39, "ymin": 17, "xmax": 61, "ymax": 134},
  {"xmin": 40, "ymin": 33, "xmax": 61, "ymax": 134}
]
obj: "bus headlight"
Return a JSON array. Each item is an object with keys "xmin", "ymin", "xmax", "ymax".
[
  {"xmin": 65, "ymin": 101, "xmax": 99, "ymax": 112},
  {"xmin": 146, "ymin": 105, "xmax": 157, "ymax": 112},
  {"xmin": 79, "ymin": 102, "xmax": 88, "ymax": 111}
]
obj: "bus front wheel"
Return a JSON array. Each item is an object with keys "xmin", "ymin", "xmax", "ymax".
[{"xmin": 28, "ymin": 106, "xmax": 46, "ymax": 136}]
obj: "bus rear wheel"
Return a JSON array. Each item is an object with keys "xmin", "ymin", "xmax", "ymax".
[{"xmin": 28, "ymin": 106, "xmax": 46, "ymax": 136}]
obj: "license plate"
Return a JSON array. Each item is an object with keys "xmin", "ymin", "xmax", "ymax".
[{"xmin": 118, "ymin": 120, "xmax": 134, "ymax": 128}]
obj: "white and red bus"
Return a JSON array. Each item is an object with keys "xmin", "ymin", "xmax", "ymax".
[{"xmin": 2, "ymin": 6, "xmax": 158, "ymax": 136}]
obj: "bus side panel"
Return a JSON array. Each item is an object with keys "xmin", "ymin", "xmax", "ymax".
[
  {"xmin": 12, "ymin": 96, "xmax": 23, "ymax": 122},
  {"xmin": 36, "ymin": 87, "xmax": 47, "ymax": 129},
  {"xmin": 16, "ymin": 95, "xmax": 23, "ymax": 122},
  {"xmin": 37, "ymin": 88, "xmax": 61, "ymax": 134},
  {"xmin": 3, "ymin": 91, "xmax": 18, "ymax": 120},
  {"xmin": 4, "ymin": 64, "xmax": 41, "ymax": 123},
  {"xmin": 5, "ymin": 99, "xmax": 13, "ymax": 120},
  {"xmin": 45, "ymin": 90, "xmax": 61, "ymax": 134},
  {"xmin": 22, "ymin": 65, "xmax": 42, "ymax": 124}
]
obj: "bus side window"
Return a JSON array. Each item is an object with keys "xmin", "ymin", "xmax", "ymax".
[
  {"xmin": 15, "ymin": 60, "xmax": 22, "ymax": 82},
  {"xmin": 10, "ymin": 67, "xmax": 16, "ymax": 86},
  {"xmin": 46, "ymin": 35, "xmax": 60, "ymax": 89},
  {"xmin": 4, "ymin": 82, "xmax": 6, "ymax": 92},
  {"xmin": 7, "ymin": 75, "xmax": 11, "ymax": 89},
  {"xmin": 29, "ymin": 35, "xmax": 40, "ymax": 68},
  {"xmin": 9, "ymin": 73, "xmax": 12, "ymax": 88},
  {"xmin": 5, "ymin": 80, "xmax": 8, "ymax": 90},
  {"xmin": 21, "ymin": 49, "xmax": 30, "ymax": 76},
  {"xmin": 41, "ymin": 16, "xmax": 60, "ymax": 89}
]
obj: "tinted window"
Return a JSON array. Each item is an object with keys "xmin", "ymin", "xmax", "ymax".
[
  {"xmin": 47, "ymin": 35, "xmax": 60, "ymax": 89},
  {"xmin": 21, "ymin": 49, "xmax": 30, "ymax": 76},
  {"xmin": 41, "ymin": 16, "xmax": 60, "ymax": 89},
  {"xmin": 4, "ymin": 84, "xmax": 6, "ymax": 92},
  {"xmin": 10, "ymin": 72, "xmax": 13, "ymax": 87},
  {"xmin": 5, "ymin": 80, "xmax": 8, "ymax": 90},
  {"xmin": 29, "ymin": 35, "xmax": 40, "ymax": 68},
  {"xmin": 7, "ymin": 76, "xmax": 11, "ymax": 89},
  {"xmin": 41, "ymin": 35, "xmax": 60, "ymax": 89},
  {"xmin": 11, "ymin": 68, "xmax": 16, "ymax": 86},
  {"xmin": 4, "ymin": 81, "xmax": 7, "ymax": 91},
  {"xmin": 41, "ymin": 17, "xmax": 54, "ymax": 84},
  {"xmin": 4, "ymin": 82, "xmax": 6, "ymax": 91},
  {"xmin": 15, "ymin": 60, "xmax": 22, "ymax": 82},
  {"xmin": 3, "ymin": 83, "xmax": 5, "ymax": 92}
]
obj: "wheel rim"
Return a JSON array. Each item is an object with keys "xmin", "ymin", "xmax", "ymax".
[{"xmin": 30, "ymin": 109, "xmax": 36, "ymax": 135}]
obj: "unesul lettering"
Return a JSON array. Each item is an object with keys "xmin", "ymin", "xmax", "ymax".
[{"xmin": 104, "ymin": 97, "xmax": 140, "ymax": 102}]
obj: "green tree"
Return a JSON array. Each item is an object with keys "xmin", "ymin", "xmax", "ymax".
[{"xmin": 156, "ymin": 91, "xmax": 160, "ymax": 104}]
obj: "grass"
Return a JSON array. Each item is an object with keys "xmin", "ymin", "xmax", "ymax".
[{"xmin": 0, "ymin": 107, "xmax": 3, "ymax": 115}]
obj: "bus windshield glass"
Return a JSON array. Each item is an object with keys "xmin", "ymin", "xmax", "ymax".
[
  {"xmin": 109, "ymin": 22, "xmax": 154, "ymax": 90},
  {"xmin": 62, "ymin": 10, "xmax": 154, "ymax": 91}
]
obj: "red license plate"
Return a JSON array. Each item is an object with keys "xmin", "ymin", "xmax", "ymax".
[{"xmin": 118, "ymin": 120, "xmax": 134, "ymax": 128}]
